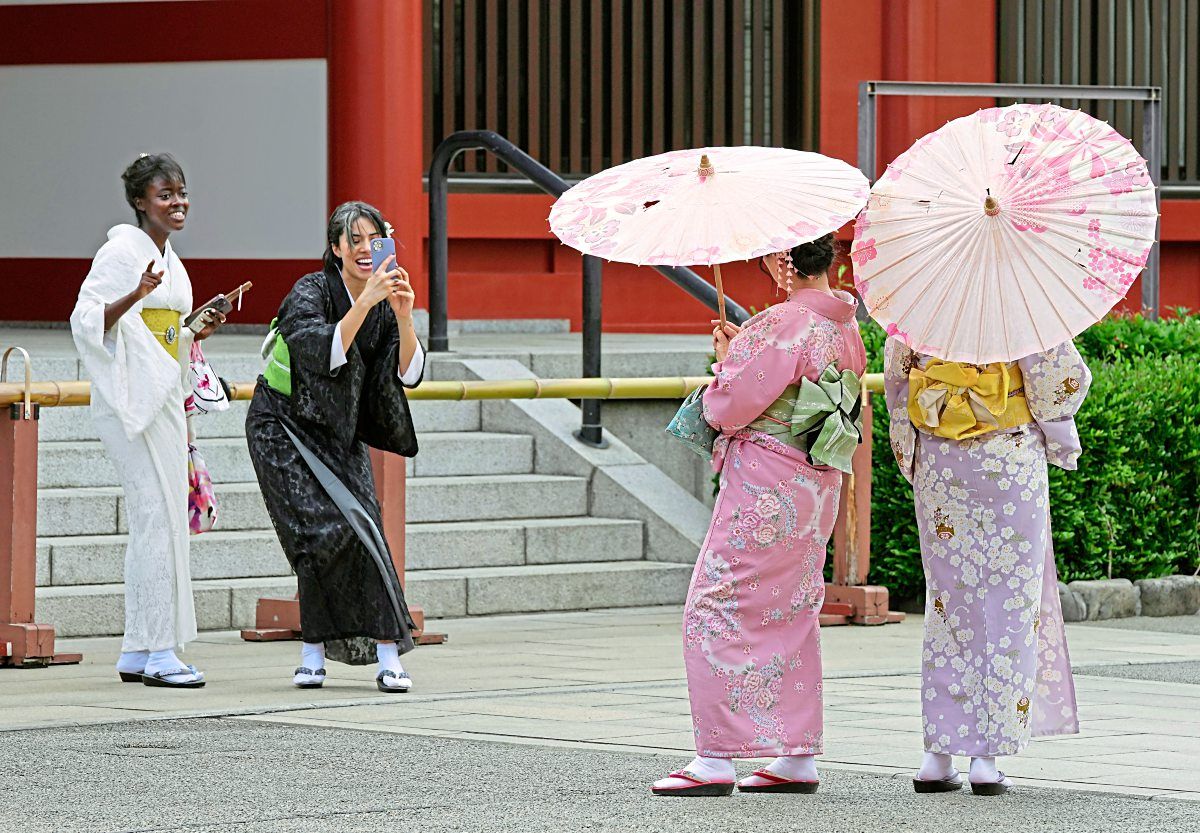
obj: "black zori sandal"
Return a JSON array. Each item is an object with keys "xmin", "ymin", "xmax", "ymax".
[
  {"xmin": 141, "ymin": 668, "xmax": 205, "ymax": 688},
  {"xmin": 376, "ymin": 669, "xmax": 412, "ymax": 693},
  {"xmin": 970, "ymin": 773, "xmax": 1012, "ymax": 796},
  {"xmin": 913, "ymin": 771, "xmax": 965, "ymax": 793},
  {"xmin": 122, "ymin": 664, "xmax": 202, "ymax": 684}
]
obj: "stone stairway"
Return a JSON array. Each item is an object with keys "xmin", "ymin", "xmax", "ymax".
[{"xmin": 32, "ymin": 362, "xmax": 694, "ymax": 638}]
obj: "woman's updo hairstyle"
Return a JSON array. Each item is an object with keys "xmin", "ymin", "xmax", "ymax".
[
  {"xmin": 788, "ymin": 232, "xmax": 837, "ymax": 278},
  {"xmin": 323, "ymin": 200, "xmax": 389, "ymax": 273},
  {"xmin": 121, "ymin": 153, "xmax": 186, "ymax": 225}
]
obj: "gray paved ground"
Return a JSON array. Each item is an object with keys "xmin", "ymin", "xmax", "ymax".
[
  {"xmin": 1076, "ymin": 614, "xmax": 1200, "ymax": 636},
  {"xmin": 1077, "ymin": 660, "xmax": 1200, "ymax": 685},
  {"xmin": 2, "ymin": 719, "xmax": 1197, "ymax": 833}
]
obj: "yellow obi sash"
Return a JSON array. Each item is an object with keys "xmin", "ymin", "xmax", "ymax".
[
  {"xmin": 908, "ymin": 359, "xmax": 1032, "ymax": 440},
  {"xmin": 140, "ymin": 308, "xmax": 183, "ymax": 360}
]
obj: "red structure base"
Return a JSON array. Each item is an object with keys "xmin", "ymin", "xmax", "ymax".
[
  {"xmin": 239, "ymin": 596, "xmax": 447, "ymax": 646},
  {"xmin": 819, "ymin": 583, "xmax": 907, "ymax": 627}
]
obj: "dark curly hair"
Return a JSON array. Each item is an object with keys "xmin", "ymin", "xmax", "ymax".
[
  {"xmin": 758, "ymin": 232, "xmax": 840, "ymax": 283},
  {"xmin": 121, "ymin": 153, "xmax": 186, "ymax": 226},
  {"xmin": 323, "ymin": 201, "xmax": 390, "ymax": 273}
]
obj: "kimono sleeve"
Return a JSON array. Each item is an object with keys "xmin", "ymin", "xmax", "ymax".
[
  {"xmin": 277, "ymin": 276, "xmax": 343, "ymax": 378},
  {"xmin": 701, "ymin": 307, "xmax": 805, "ymax": 433},
  {"xmin": 356, "ymin": 308, "xmax": 421, "ymax": 456},
  {"xmin": 69, "ymin": 238, "xmax": 179, "ymax": 439},
  {"xmin": 883, "ymin": 336, "xmax": 917, "ymax": 483},
  {"xmin": 1019, "ymin": 340, "xmax": 1092, "ymax": 470}
]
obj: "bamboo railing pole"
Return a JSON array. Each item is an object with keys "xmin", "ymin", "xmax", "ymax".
[{"xmin": 1, "ymin": 374, "xmax": 887, "ymax": 407}]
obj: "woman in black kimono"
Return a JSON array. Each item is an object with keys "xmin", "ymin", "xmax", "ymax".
[{"xmin": 246, "ymin": 201, "xmax": 424, "ymax": 692}]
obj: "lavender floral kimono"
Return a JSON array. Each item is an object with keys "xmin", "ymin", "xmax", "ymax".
[
  {"xmin": 884, "ymin": 337, "xmax": 1090, "ymax": 757},
  {"xmin": 684, "ymin": 289, "xmax": 866, "ymax": 759}
]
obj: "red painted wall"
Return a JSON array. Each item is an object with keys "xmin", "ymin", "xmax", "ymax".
[{"xmin": 1, "ymin": 0, "xmax": 1196, "ymax": 329}]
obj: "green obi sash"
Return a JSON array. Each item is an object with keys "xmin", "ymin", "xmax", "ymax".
[
  {"xmin": 748, "ymin": 363, "xmax": 863, "ymax": 473},
  {"xmin": 261, "ymin": 317, "xmax": 292, "ymax": 397}
]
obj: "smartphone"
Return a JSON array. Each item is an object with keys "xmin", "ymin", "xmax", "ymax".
[
  {"xmin": 183, "ymin": 294, "xmax": 234, "ymax": 330},
  {"xmin": 370, "ymin": 237, "xmax": 398, "ymax": 276}
]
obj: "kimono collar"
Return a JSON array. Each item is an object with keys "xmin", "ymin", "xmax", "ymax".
[
  {"xmin": 323, "ymin": 265, "xmax": 354, "ymax": 320},
  {"xmin": 787, "ymin": 288, "xmax": 858, "ymax": 322},
  {"xmin": 108, "ymin": 223, "xmax": 174, "ymax": 261}
]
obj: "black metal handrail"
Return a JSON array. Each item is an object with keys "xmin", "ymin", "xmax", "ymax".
[{"xmin": 428, "ymin": 130, "xmax": 749, "ymax": 446}]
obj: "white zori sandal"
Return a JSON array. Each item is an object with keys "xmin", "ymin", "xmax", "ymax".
[
  {"xmin": 293, "ymin": 667, "xmax": 327, "ymax": 689},
  {"xmin": 376, "ymin": 669, "xmax": 413, "ymax": 693}
]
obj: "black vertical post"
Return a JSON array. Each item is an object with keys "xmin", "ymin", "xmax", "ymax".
[
  {"xmin": 854, "ymin": 82, "xmax": 877, "ymax": 322},
  {"xmin": 576, "ymin": 254, "xmax": 606, "ymax": 448},
  {"xmin": 1141, "ymin": 93, "xmax": 1162, "ymax": 320},
  {"xmin": 428, "ymin": 148, "xmax": 452, "ymax": 352}
]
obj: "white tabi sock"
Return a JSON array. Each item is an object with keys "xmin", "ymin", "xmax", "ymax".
[
  {"xmin": 765, "ymin": 754, "xmax": 819, "ymax": 782},
  {"xmin": 300, "ymin": 641, "xmax": 326, "ymax": 672},
  {"xmin": 376, "ymin": 641, "xmax": 403, "ymax": 674},
  {"xmin": 970, "ymin": 756, "xmax": 1001, "ymax": 783},
  {"xmin": 917, "ymin": 751, "xmax": 956, "ymax": 781},
  {"xmin": 375, "ymin": 641, "xmax": 411, "ymax": 689},
  {"xmin": 116, "ymin": 650, "xmax": 149, "ymax": 674}
]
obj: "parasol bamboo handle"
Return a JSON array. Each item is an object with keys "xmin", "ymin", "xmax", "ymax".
[
  {"xmin": 713, "ymin": 264, "xmax": 727, "ymax": 331},
  {"xmin": 225, "ymin": 281, "xmax": 253, "ymax": 303}
]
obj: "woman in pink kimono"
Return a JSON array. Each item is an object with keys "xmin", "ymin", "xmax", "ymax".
[
  {"xmin": 884, "ymin": 337, "xmax": 1090, "ymax": 795},
  {"xmin": 653, "ymin": 235, "xmax": 866, "ymax": 797}
]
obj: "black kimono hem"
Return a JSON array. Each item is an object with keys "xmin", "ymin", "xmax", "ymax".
[{"xmin": 281, "ymin": 423, "xmax": 416, "ymax": 655}]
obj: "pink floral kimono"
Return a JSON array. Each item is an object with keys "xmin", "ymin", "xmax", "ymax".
[{"xmin": 686, "ymin": 288, "xmax": 866, "ymax": 758}]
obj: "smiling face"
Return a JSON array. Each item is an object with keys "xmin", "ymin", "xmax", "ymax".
[
  {"xmin": 135, "ymin": 175, "xmax": 188, "ymax": 236},
  {"xmin": 332, "ymin": 217, "xmax": 386, "ymax": 282}
]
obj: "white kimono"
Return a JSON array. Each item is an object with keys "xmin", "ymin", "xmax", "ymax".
[{"xmin": 70, "ymin": 224, "xmax": 198, "ymax": 652}]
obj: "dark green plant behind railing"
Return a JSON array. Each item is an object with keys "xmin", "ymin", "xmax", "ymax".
[{"xmin": 864, "ymin": 310, "xmax": 1200, "ymax": 605}]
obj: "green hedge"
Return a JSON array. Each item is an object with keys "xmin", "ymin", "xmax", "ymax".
[{"xmin": 863, "ymin": 311, "xmax": 1200, "ymax": 604}]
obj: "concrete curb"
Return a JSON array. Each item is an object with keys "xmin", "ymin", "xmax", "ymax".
[{"xmin": 1064, "ymin": 575, "xmax": 1200, "ymax": 621}]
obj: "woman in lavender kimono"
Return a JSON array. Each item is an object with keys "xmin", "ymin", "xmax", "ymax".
[
  {"xmin": 884, "ymin": 337, "xmax": 1090, "ymax": 795},
  {"xmin": 652, "ymin": 235, "xmax": 866, "ymax": 797}
]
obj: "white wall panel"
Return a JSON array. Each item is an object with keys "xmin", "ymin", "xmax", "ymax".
[{"xmin": 0, "ymin": 59, "xmax": 326, "ymax": 259}]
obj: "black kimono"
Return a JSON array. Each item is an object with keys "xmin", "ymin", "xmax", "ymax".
[{"xmin": 246, "ymin": 266, "xmax": 422, "ymax": 657}]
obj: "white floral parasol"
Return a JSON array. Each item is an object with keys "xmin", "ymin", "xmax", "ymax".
[
  {"xmin": 549, "ymin": 146, "xmax": 869, "ymax": 325},
  {"xmin": 851, "ymin": 102, "xmax": 1158, "ymax": 364}
]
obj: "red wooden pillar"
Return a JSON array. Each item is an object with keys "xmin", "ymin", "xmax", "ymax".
[
  {"xmin": 0, "ymin": 357, "xmax": 80, "ymax": 666},
  {"xmin": 826, "ymin": 392, "xmax": 900, "ymax": 626}
]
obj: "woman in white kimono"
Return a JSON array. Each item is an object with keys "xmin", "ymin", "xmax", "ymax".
[{"xmin": 70, "ymin": 154, "xmax": 225, "ymax": 688}]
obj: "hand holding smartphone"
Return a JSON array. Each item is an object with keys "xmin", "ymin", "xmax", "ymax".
[
  {"xmin": 185, "ymin": 282, "xmax": 252, "ymax": 331},
  {"xmin": 370, "ymin": 237, "xmax": 399, "ymax": 276}
]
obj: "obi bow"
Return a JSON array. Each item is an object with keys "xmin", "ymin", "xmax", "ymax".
[
  {"xmin": 789, "ymin": 364, "xmax": 863, "ymax": 473},
  {"xmin": 908, "ymin": 359, "xmax": 1029, "ymax": 441}
]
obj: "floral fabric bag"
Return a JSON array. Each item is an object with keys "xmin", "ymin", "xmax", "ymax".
[
  {"xmin": 665, "ymin": 384, "xmax": 717, "ymax": 459},
  {"xmin": 188, "ymin": 443, "xmax": 218, "ymax": 535}
]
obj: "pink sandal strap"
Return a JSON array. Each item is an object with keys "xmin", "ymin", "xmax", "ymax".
[
  {"xmin": 665, "ymin": 770, "xmax": 707, "ymax": 785},
  {"xmin": 748, "ymin": 769, "xmax": 792, "ymax": 784}
]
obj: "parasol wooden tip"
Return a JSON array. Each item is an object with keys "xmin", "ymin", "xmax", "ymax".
[
  {"xmin": 698, "ymin": 154, "xmax": 715, "ymax": 178},
  {"xmin": 984, "ymin": 195, "xmax": 1001, "ymax": 216}
]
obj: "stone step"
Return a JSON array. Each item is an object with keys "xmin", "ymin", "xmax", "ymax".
[
  {"xmin": 36, "ymin": 431, "xmax": 533, "ymax": 488},
  {"xmin": 34, "ymin": 560, "xmax": 692, "ymax": 636},
  {"xmin": 36, "ymin": 398, "xmax": 482, "ymax": 442},
  {"xmin": 35, "ymin": 517, "xmax": 644, "ymax": 586},
  {"xmin": 37, "ymin": 474, "xmax": 589, "ymax": 537}
]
